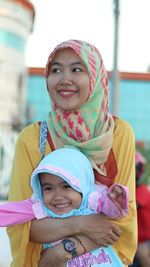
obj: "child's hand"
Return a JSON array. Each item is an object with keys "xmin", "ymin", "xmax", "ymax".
[
  {"xmin": 38, "ymin": 245, "xmax": 70, "ymax": 267},
  {"xmin": 107, "ymin": 185, "xmax": 126, "ymax": 210}
]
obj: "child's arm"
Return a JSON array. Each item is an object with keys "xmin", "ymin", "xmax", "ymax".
[
  {"xmin": 105, "ymin": 184, "xmax": 129, "ymax": 217},
  {"xmin": 0, "ymin": 199, "xmax": 36, "ymax": 226},
  {"xmin": 88, "ymin": 184, "xmax": 129, "ymax": 218}
]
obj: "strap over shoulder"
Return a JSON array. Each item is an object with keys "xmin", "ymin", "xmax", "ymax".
[
  {"xmin": 38, "ymin": 121, "xmax": 48, "ymax": 159},
  {"xmin": 38, "ymin": 121, "xmax": 55, "ymax": 158}
]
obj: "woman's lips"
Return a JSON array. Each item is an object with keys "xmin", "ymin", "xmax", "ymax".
[{"xmin": 58, "ymin": 89, "xmax": 78, "ymax": 98}]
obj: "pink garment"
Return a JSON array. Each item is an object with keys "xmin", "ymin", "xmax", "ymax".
[
  {"xmin": 0, "ymin": 183, "xmax": 129, "ymax": 227},
  {"xmin": 0, "ymin": 199, "xmax": 46, "ymax": 227},
  {"xmin": 88, "ymin": 183, "xmax": 129, "ymax": 218},
  {"xmin": 135, "ymin": 151, "xmax": 146, "ymax": 165}
]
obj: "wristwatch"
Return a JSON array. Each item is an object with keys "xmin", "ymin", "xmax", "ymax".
[{"xmin": 62, "ymin": 239, "xmax": 78, "ymax": 258}]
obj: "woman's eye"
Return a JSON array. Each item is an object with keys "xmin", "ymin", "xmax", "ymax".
[
  {"xmin": 72, "ymin": 67, "xmax": 82, "ymax": 72},
  {"xmin": 51, "ymin": 68, "xmax": 61, "ymax": 73}
]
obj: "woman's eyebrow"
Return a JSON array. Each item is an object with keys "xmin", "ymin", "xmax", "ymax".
[
  {"xmin": 51, "ymin": 61, "xmax": 83, "ymax": 66},
  {"xmin": 70, "ymin": 61, "xmax": 83, "ymax": 66},
  {"xmin": 51, "ymin": 62, "xmax": 61, "ymax": 66}
]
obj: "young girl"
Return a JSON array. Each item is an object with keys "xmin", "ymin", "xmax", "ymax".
[{"xmin": 1, "ymin": 147, "xmax": 128, "ymax": 266}]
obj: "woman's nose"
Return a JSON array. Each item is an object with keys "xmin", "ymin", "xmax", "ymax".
[
  {"xmin": 60, "ymin": 79, "xmax": 72, "ymax": 86},
  {"xmin": 60, "ymin": 71, "xmax": 72, "ymax": 86}
]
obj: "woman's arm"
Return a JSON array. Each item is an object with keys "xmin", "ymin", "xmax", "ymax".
[
  {"xmin": 30, "ymin": 212, "xmax": 121, "ymax": 267},
  {"xmin": 30, "ymin": 213, "xmax": 121, "ymax": 246},
  {"xmin": 111, "ymin": 119, "xmax": 137, "ymax": 265}
]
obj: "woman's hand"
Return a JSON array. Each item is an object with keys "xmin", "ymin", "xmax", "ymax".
[
  {"xmin": 79, "ymin": 213, "xmax": 122, "ymax": 247},
  {"xmin": 38, "ymin": 244, "xmax": 71, "ymax": 267}
]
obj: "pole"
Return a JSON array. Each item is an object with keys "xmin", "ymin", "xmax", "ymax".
[{"xmin": 112, "ymin": 0, "xmax": 120, "ymax": 115}]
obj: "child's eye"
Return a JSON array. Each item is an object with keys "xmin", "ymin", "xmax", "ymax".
[
  {"xmin": 44, "ymin": 186, "xmax": 53, "ymax": 191},
  {"xmin": 63, "ymin": 183, "xmax": 71, "ymax": 189}
]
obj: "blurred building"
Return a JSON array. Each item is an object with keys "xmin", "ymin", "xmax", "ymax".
[
  {"xmin": 0, "ymin": 0, "xmax": 34, "ymax": 198},
  {"xmin": 0, "ymin": 0, "xmax": 150, "ymax": 199}
]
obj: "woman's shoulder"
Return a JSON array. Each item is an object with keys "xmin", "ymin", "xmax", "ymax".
[
  {"xmin": 113, "ymin": 117, "xmax": 135, "ymax": 154},
  {"xmin": 16, "ymin": 121, "xmax": 52, "ymax": 156},
  {"xmin": 16, "ymin": 122, "xmax": 40, "ymax": 149},
  {"xmin": 18, "ymin": 122, "xmax": 40, "ymax": 140},
  {"xmin": 114, "ymin": 117, "xmax": 135, "ymax": 139}
]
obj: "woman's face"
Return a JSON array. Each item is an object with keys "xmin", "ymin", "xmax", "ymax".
[{"xmin": 47, "ymin": 48, "xmax": 90, "ymax": 111}]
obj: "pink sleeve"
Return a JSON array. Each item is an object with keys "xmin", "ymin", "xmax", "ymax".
[
  {"xmin": 88, "ymin": 184, "xmax": 129, "ymax": 218},
  {"xmin": 0, "ymin": 199, "xmax": 36, "ymax": 226},
  {"xmin": 100, "ymin": 184, "xmax": 129, "ymax": 218}
]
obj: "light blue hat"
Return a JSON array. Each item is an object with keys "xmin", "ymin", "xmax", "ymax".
[{"xmin": 30, "ymin": 147, "xmax": 95, "ymax": 218}]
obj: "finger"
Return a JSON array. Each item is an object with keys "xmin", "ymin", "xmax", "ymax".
[
  {"xmin": 112, "ymin": 225, "xmax": 122, "ymax": 237},
  {"xmin": 105, "ymin": 220, "xmax": 122, "ymax": 235},
  {"xmin": 108, "ymin": 192, "xmax": 116, "ymax": 200},
  {"xmin": 115, "ymin": 186, "xmax": 123, "ymax": 194},
  {"xmin": 103, "ymin": 236, "xmax": 118, "ymax": 246},
  {"xmin": 110, "ymin": 232, "xmax": 120, "ymax": 242}
]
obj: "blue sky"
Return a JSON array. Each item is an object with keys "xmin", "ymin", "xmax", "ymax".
[{"xmin": 26, "ymin": 0, "xmax": 150, "ymax": 72}]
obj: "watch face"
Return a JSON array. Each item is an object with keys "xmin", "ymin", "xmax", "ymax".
[
  {"xmin": 65, "ymin": 240, "xmax": 75, "ymax": 252},
  {"xmin": 62, "ymin": 239, "xmax": 78, "ymax": 258}
]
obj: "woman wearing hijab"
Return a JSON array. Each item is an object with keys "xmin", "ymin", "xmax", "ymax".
[{"xmin": 7, "ymin": 40, "xmax": 137, "ymax": 267}]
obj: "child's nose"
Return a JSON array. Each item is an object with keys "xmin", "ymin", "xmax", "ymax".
[{"xmin": 54, "ymin": 188, "xmax": 65, "ymax": 197}]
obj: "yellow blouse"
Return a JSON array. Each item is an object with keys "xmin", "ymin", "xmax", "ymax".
[{"xmin": 7, "ymin": 118, "xmax": 137, "ymax": 267}]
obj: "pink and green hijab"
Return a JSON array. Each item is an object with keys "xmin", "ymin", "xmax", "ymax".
[{"xmin": 45, "ymin": 40, "xmax": 115, "ymax": 180}]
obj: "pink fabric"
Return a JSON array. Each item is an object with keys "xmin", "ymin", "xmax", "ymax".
[
  {"xmin": 33, "ymin": 164, "xmax": 81, "ymax": 190},
  {"xmin": 0, "ymin": 184, "xmax": 128, "ymax": 227},
  {"xmin": 88, "ymin": 184, "xmax": 129, "ymax": 218},
  {"xmin": 0, "ymin": 199, "xmax": 37, "ymax": 226},
  {"xmin": 32, "ymin": 201, "xmax": 47, "ymax": 219},
  {"xmin": 135, "ymin": 151, "xmax": 146, "ymax": 164}
]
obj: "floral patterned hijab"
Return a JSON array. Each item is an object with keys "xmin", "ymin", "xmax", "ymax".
[{"xmin": 45, "ymin": 40, "xmax": 115, "ymax": 181}]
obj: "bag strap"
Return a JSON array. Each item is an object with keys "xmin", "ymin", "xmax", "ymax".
[
  {"xmin": 38, "ymin": 121, "xmax": 55, "ymax": 159},
  {"xmin": 38, "ymin": 121, "xmax": 48, "ymax": 159}
]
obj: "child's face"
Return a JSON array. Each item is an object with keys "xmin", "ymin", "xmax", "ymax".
[{"xmin": 39, "ymin": 173, "xmax": 82, "ymax": 215}]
